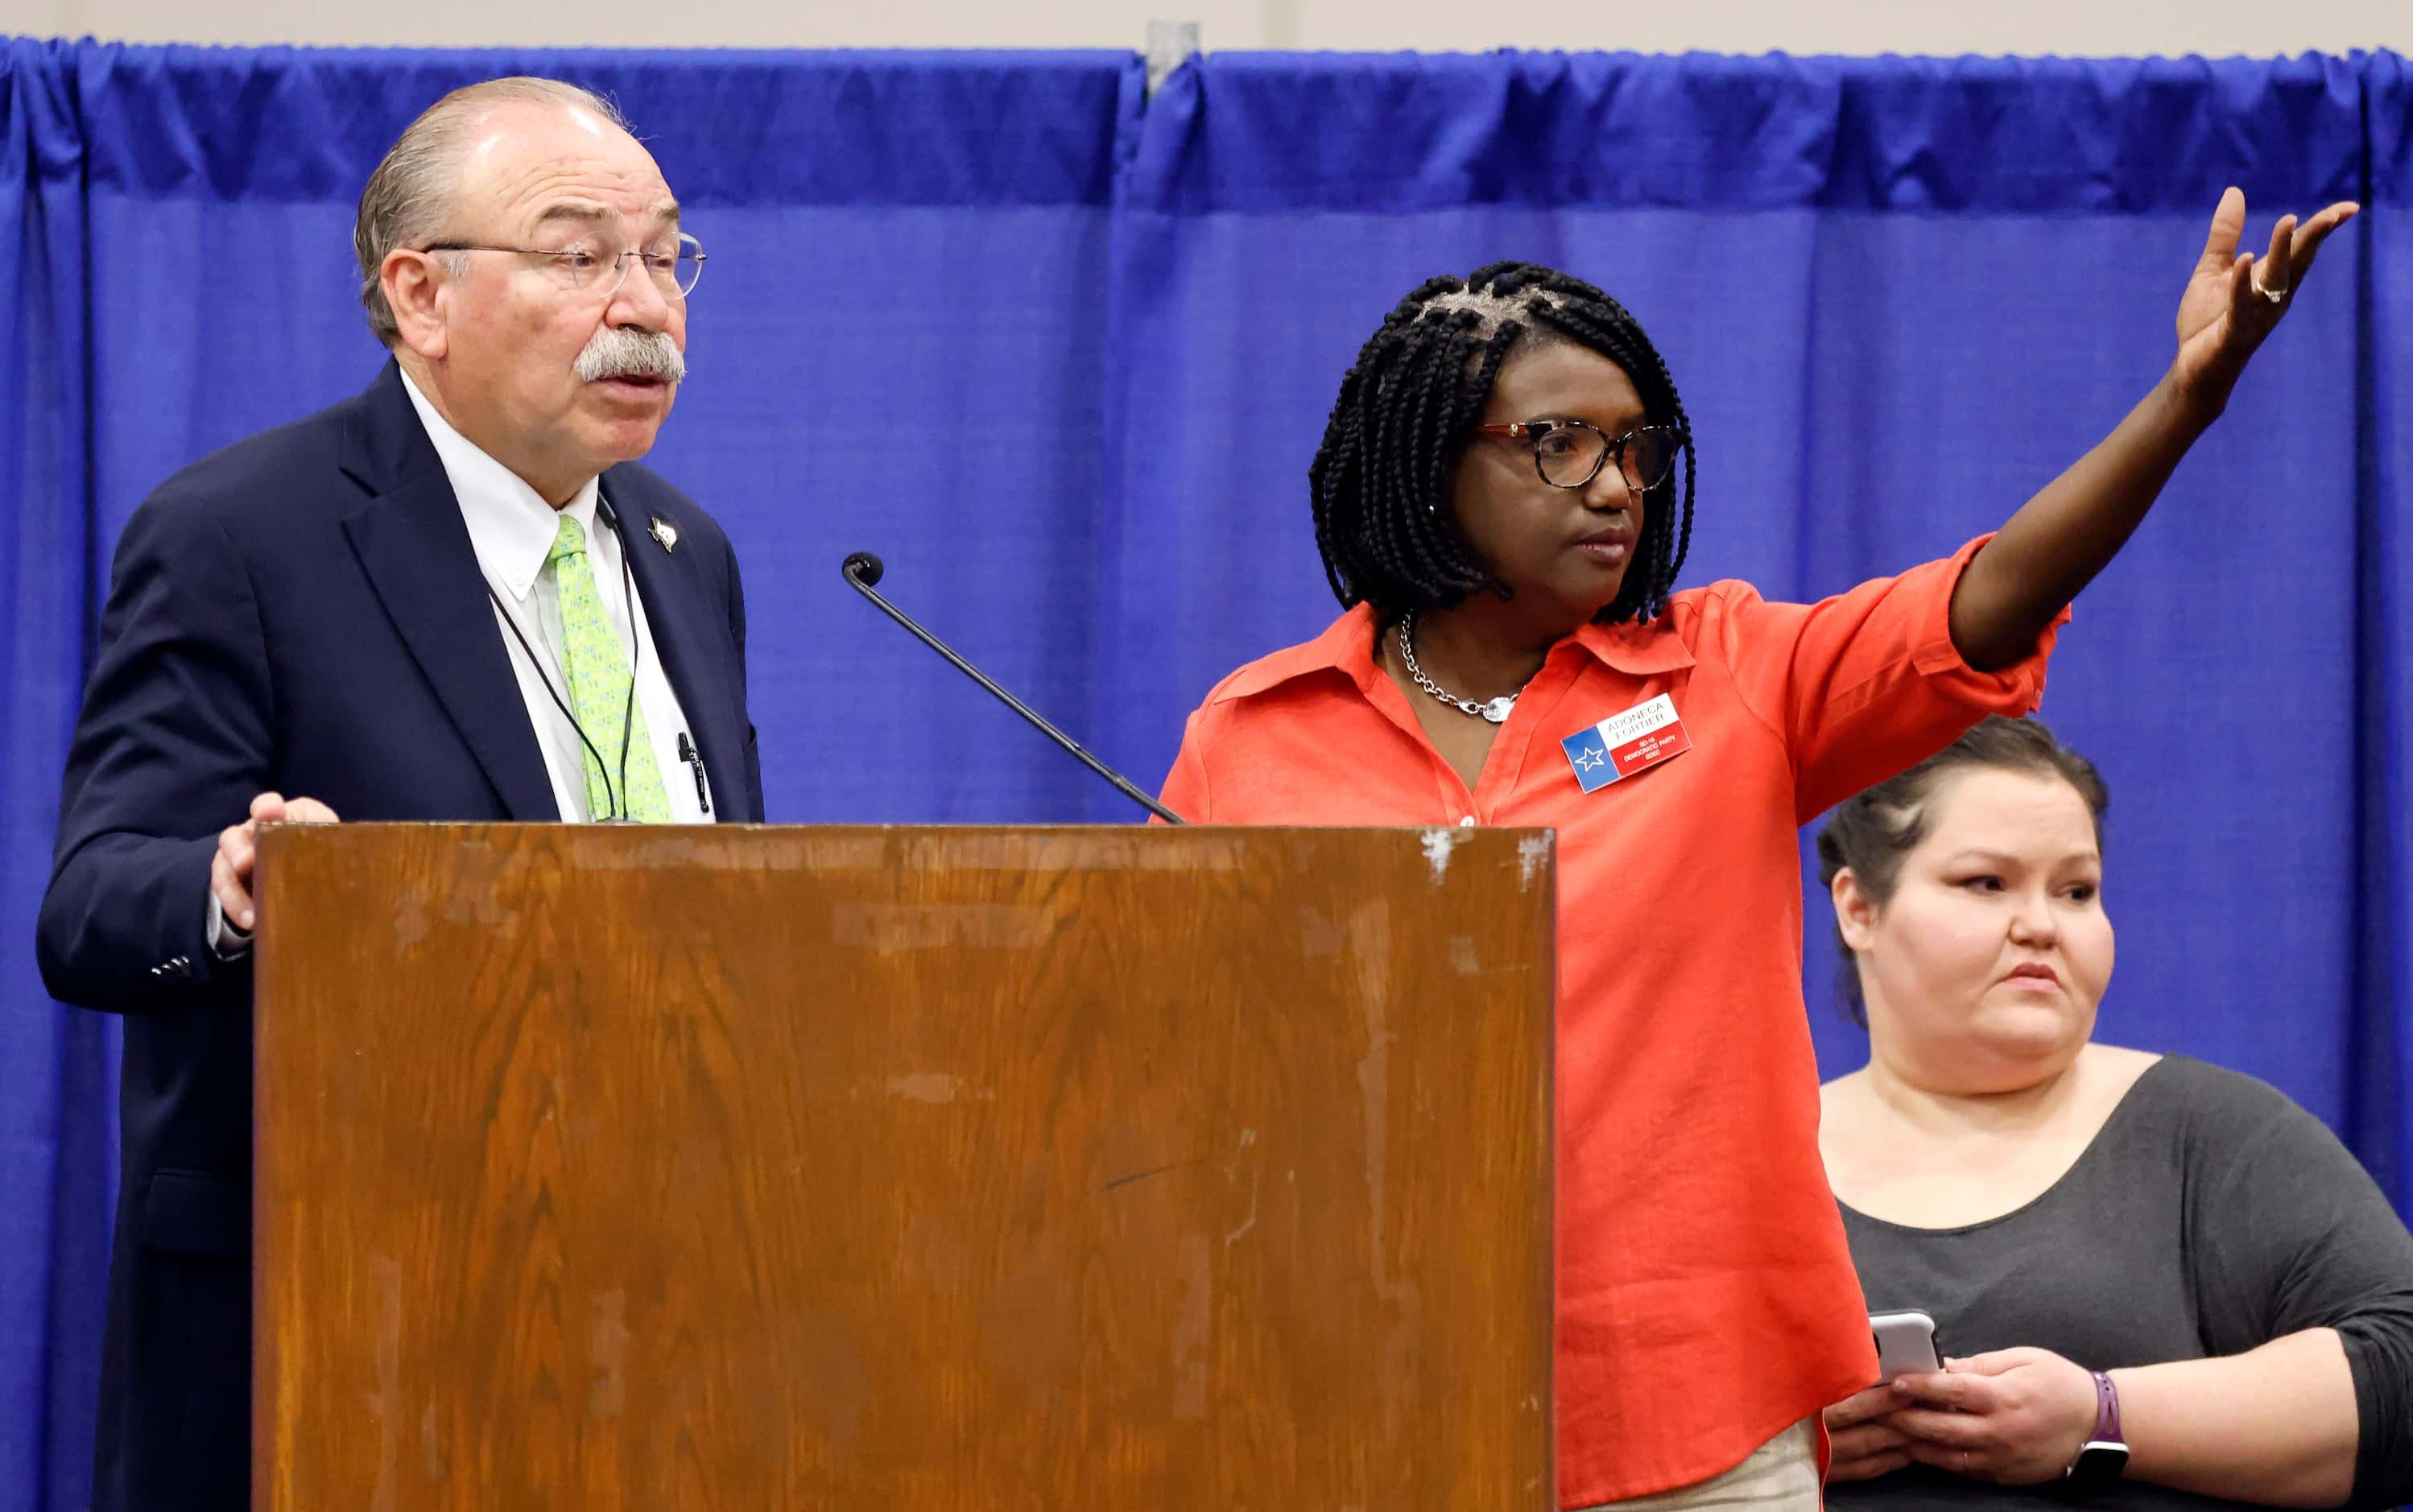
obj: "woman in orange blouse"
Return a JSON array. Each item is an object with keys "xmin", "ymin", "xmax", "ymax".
[{"xmin": 1155, "ymin": 191, "xmax": 2356, "ymax": 1510}]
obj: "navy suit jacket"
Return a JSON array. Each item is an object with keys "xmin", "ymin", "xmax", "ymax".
[{"xmin": 35, "ymin": 362, "xmax": 764, "ymax": 1512}]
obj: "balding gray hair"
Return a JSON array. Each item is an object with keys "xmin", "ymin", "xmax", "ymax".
[{"xmin": 353, "ymin": 77, "xmax": 633, "ymax": 346}]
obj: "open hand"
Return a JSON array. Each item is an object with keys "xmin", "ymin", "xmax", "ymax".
[
  {"xmin": 212, "ymin": 791, "xmax": 341, "ymax": 933},
  {"xmin": 1882, "ymin": 1349, "xmax": 2101, "ymax": 1485},
  {"xmin": 2171, "ymin": 188, "xmax": 2357, "ymax": 411}
]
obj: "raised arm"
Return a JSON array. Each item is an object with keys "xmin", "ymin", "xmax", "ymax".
[{"xmin": 1948, "ymin": 189, "xmax": 2358, "ymax": 671}]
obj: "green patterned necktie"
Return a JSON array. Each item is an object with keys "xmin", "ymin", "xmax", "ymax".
[{"xmin": 547, "ymin": 514, "xmax": 673, "ymax": 823}]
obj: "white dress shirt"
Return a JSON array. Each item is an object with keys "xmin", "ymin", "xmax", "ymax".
[
  {"xmin": 399, "ymin": 370, "xmax": 711, "ymax": 825},
  {"xmin": 207, "ymin": 373, "xmax": 713, "ymax": 956}
]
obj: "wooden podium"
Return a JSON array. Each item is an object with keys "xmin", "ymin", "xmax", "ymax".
[{"xmin": 253, "ymin": 824, "xmax": 1556, "ymax": 1510}]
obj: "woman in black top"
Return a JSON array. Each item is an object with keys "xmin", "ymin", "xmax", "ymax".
[{"xmin": 1814, "ymin": 717, "xmax": 2413, "ymax": 1510}]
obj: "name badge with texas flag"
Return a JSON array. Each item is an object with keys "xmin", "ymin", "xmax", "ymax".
[{"xmin": 1560, "ymin": 694, "xmax": 1693, "ymax": 794}]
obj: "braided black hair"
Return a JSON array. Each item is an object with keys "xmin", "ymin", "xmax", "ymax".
[{"xmin": 1308, "ymin": 262, "xmax": 1697, "ymax": 624}]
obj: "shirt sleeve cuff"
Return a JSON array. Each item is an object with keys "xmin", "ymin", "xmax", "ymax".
[
  {"xmin": 206, "ymin": 888, "xmax": 254, "ymax": 960},
  {"xmin": 1906, "ymin": 531, "xmax": 2073, "ymax": 709}
]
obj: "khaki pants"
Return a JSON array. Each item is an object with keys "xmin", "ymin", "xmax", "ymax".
[{"xmin": 1575, "ymin": 1416, "xmax": 1821, "ymax": 1512}]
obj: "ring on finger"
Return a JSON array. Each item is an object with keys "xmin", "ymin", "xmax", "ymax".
[{"xmin": 2250, "ymin": 271, "xmax": 2289, "ymax": 304}]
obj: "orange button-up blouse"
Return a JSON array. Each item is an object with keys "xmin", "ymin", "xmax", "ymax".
[{"xmin": 1158, "ymin": 537, "xmax": 2065, "ymax": 1505}]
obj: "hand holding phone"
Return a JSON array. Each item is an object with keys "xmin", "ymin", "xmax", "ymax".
[{"xmin": 1870, "ymin": 1308, "xmax": 1942, "ymax": 1382}]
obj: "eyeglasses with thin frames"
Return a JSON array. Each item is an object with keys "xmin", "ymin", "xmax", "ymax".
[
  {"xmin": 418, "ymin": 231, "xmax": 708, "ymax": 301},
  {"xmin": 1471, "ymin": 419, "xmax": 1684, "ymax": 493}
]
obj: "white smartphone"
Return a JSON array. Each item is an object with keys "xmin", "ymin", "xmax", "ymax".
[{"xmin": 1869, "ymin": 1308, "xmax": 1943, "ymax": 1382}]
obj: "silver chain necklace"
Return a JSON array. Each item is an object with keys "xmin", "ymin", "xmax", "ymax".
[{"xmin": 1398, "ymin": 611, "xmax": 1518, "ymax": 724}]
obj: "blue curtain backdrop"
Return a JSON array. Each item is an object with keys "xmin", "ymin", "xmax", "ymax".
[{"xmin": 3, "ymin": 39, "xmax": 2407, "ymax": 1512}]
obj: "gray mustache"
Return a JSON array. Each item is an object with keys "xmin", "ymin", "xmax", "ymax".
[{"xmin": 576, "ymin": 327, "xmax": 688, "ymax": 385}]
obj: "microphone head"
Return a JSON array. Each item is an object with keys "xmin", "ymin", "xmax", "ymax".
[{"xmin": 842, "ymin": 551, "xmax": 886, "ymax": 587}]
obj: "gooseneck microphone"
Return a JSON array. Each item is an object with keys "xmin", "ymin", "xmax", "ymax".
[{"xmin": 841, "ymin": 552, "xmax": 1185, "ymax": 824}]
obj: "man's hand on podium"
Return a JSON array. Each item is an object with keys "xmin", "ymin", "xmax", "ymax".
[{"xmin": 213, "ymin": 791, "xmax": 341, "ymax": 936}]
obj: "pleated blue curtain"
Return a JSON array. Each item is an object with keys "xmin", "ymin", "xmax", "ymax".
[{"xmin": 2, "ymin": 39, "xmax": 2405, "ymax": 1512}]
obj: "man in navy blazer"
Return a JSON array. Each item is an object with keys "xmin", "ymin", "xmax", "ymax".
[{"xmin": 36, "ymin": 77, "xmax": 762, "ymax": 1512}]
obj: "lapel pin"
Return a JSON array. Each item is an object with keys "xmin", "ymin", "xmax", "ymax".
[{"xmin": 649, "ymin": 517, "xmax": 679, "ymax": 554}]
